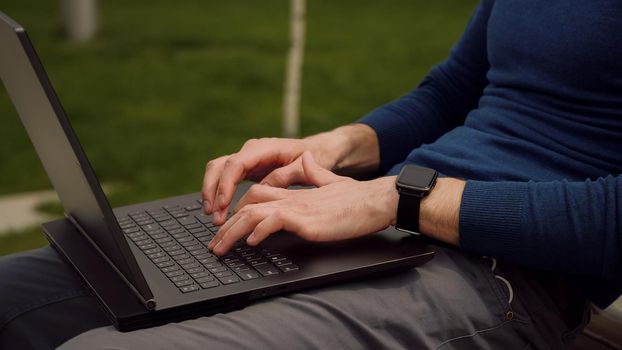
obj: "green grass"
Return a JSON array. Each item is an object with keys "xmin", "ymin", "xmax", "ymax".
[{"xmin": 0, "ymin": 0, "xmax": 475, "ymax": 255}]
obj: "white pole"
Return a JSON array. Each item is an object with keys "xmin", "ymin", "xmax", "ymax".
[
  {"xmin": 282, "ymin": 0, "xmax": 306, "ymax": 138},
  {"xmin": 60, "ymin": 0, "xmax": 97, "ymax": 42}
]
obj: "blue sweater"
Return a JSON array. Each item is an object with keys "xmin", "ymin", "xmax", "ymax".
[{"xmin": 359, "ymin": 0, "xmax": 622, "ymax": 308}]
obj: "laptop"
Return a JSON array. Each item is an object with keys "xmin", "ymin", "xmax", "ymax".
[{"xmin": 0, "ymin": 11, "xmax": 435, "ymax": 331}]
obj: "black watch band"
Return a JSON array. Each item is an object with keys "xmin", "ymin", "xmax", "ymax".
[
  {"xmin": 394, "ymin": 165, "xmax": 438, "ymax": 234},
  {"xmin": 396, "ymin": 193, "xmax": 422, "ymax": 234}
]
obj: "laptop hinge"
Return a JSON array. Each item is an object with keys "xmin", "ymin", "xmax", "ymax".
[{"xmin": 66, "ymin": 214, "xmax": 157, "ymax": 310}]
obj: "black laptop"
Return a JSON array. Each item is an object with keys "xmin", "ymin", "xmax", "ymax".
[{"xmin": 0, "ymin": 11, "xmax": 435, "ymax": 331}]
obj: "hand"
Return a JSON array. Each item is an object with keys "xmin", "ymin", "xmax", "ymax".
[
  {"xmin": 201, "ymin": 124, "xmax": 380, "ymax": 226},
  {"xmin": 207, "ymin": 152, "xmax": 399, "ymax": 256},
  {"xmin": 202, "ymin": 137, "xmax": 337, "ymax": 225}
]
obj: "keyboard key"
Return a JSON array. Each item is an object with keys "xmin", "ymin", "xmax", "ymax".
[
  {"xmin": 168, "ymin": 247, "xmax": 186, "ymax": 255},
  {"xmin": 199, "ymin": 257, "xmax": 218, "ymax": 265},
  {"xmin": 194, "ymin": 275, "xmax": 215, "ymax": 283},
  {"xmin": 233, "ymin": 265, "xmax": 251, "ymax": 272},
  {"xmin": 185, "ymin": 204, "xmax": 203, "ymax": 211},
  {"xmin": 172, "ymin": 232, "xmax": 190, "ymax": 239},
  {"xmin": 120, "ymin": 222, "xmax": 136, "ymax": 229},
  {"xmin": 204, "ymin": 262, "xmax": 223, "ymax": 269},
  {"xmin": 200, "ymin": 281, "xmax": 220, "ymax": 289},
  {"xmin": 138, "ymin": 243, "xmax": 157, "ymax": 250},
  {"xmin": 136, "ymin": 219, "xmax": 154, "ymax": 225},
  {"xmin": 156, "ymin": 261, "xmax": 174, "ymax": 268},
  {"xmin": 185, "ymin": 223, "xmax": 202, "ymax": 230},
  {"xmin": 190, "ymin": 248, "xmax": 209, "ymax": 256},
  {"xmin": 148, "ymin": 252, "xmax": 166, "ymax": 259},
  {"xmin": 159, "ymin": 240, "xmax": 177, "ymax": 248},
  {"xmin": 177, "ymin": 257, "xmax": 195, "ymax": 265},
  {"xmin": 178, "ymin": 217, "xmax": 197, "ymax": 226},
  {"xmin": 165, "ymin": 270, "xmax": 184, "ymax": 278},
  {"xmin": 141, "ymin": 224, "xmax": 159, "ymax": 231},
  {"xmin": 186, "ymin": 244, "xmax": 205, "ymax": 252},
  {"xmin": 173, "ymin": 253, "xmax": 191, "ymax": 261},
  {"xmin": 191, "ymin": 271, "xmax": 211, "ymax": 279},
  {"xmin": 144, "ymin": 248, "xmax": 161, "ymax": 255},
  {"xmin": 173, "ymin": 212, "xmax": 189, "ymax": 218},
  {"xmin": 189, "ymin": 227, "xmax": 207, "ymax": 234},
  {"xmin": 182, "ymin": 262, "xmax": 201, "ymax": 270},
  {"xmin": 162, "ymin": 265, "xmax": 180, "ymax": 273},
  {"xmin": 177, "ymin": 236, "xmax": 194, "ymax": 243},
  {"xmin": 186, "ymin": 267, "xmax": 206, "ymax": 274},
  {"xmin": 237, "ymin": 270, "xmax": 260, "ymax": 281},
  {"xmin": 164, "ymin": 204, "xmax": 181, "ymax": 211},
  {"xmin": 195, "ymin": 214, "xmax": 211, "ymax": 224},
  {"xmin": 194, "ymin": 253, "xmax": 214, "ymax": 260},
  {"xmin": 156, "ymin": 237, "xmax": 173, "ymax": 244},
  {"xmin": 150, "ymin": 233, "xmax": 168, "ymax": 240},
  {"xmin": 180, "ymin": 284, "xmax": 199, "ymax": 293},
  {"xmin": 279, "ymin": 264, "xmax": 300, "ymax": 273},
  {"xmin": 160, "ymin": 220, "xmax": 177, "ymax": 227},
  {"xmin": 123, "ymin": 227, "xmax": 140, "ymax": 234},
  {"xmin": 168, "ymin": 228, "xmax": 185, "ymax": 235},
  {"xmin": 218, "ymin": 275, "xmax": 240, "ymax": 285},
  {"xmin": 154, "ymin": 215, "xmax": 173, "ymax": 222},
  {"xmin": 274, "ymin": 259, "xmax": 293, "ymax": 266},
  {"xmin": 214, "ymin": 270, "xmax": 233, "ymax": 278},
  {"xmin": 170, "ymin": 275, "xmax": 189, "ymax": 282},
  {"xmin": 255, "ymin": 264, "xmax": 280, "ymax": 276},
  {"xmin": 152, "ymin": 257, "xmax": 170, "ymax": 264},
  {"xmin": 174, "ymin": 279, "xmax": 193, "ymax": 287},
  {"xmin": 209, "ymin": 266, "xmax": 228, "ymax": 273},
  {"xmin": 250, "ymin": 259, "xmax": 269, "ymax": 266}
]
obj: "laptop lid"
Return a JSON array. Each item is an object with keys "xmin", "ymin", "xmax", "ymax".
[{"xmin": 0, "ymin": 11, "xmax": 154, "ymax": 307}]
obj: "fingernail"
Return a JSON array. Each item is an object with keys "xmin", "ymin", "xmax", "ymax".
[
  {"xmin": 246, "ymin": 231, "xmax": 256, "ymax": 244},
  {"xmin": 203, "ymin": 200, "xmax": 211, "ymax": 213},
  {"xmin": 207, "ymin": 239, "xmax": 215, "ymax": 250}
]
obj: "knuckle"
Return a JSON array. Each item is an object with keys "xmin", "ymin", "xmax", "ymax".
[
  {"xmin": 248, "ymin": 184, "xmax": 262, "ymax": 196},
  {"xmin": 224, "ymin": 156, "xmax": 241, "ymax": 169},
  {"xmin": 243, "ymin": 138, "xmax": 259, "ymax": 148}
]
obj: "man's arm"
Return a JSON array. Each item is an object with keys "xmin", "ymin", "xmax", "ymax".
[
  {"xmin": 460, "ymin": 176, "xmax": 622, "ymax": 281},
  {"xmin": 359, "ymin": 0, "xmax": 493, "ymax": 173}
]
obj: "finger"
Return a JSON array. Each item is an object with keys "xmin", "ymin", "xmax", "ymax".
[
  {"xmin": 212, "ymin": 205, "xmax": 274, "ymax": 255},
  {"xmin": 245, "ymin": 211, "xmax": 286, "ymax": 246},
  {"xmin": 208, "ymin": 209, "xmax": 245, "ymax": 250},
  {"xmin": 301, "ymin": 151, "xmax": 346, "ymax": 187},
  {"xmin": 260, "ymin": 157, "xmax": 305, "ymax": 188},
  {"xmin": 214, "ymin": 140, "xmax": 298, "ymax": 213},
  {"xmin": 235, "ymin": 184, "xmax": 289, "ymax": 213},
  {"xmin": 246, "ymin": 210, "xmax": 306, "ymax": 246},
  {"xmin": 202, "ymin": 156, "xmax": 228, "ymax": 214}
]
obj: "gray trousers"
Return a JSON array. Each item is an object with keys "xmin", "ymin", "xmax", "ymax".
[{"xmin": 0, "ymin": 245, "xmax": 588, "ymax": 350}]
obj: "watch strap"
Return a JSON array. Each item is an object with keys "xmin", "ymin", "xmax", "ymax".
[{"xmin": 396, "ymin": 192, "xmax": 421, "ymax": 234}]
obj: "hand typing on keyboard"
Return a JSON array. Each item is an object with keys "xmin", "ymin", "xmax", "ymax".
[{"xmin": 207, "ymin": 152, "xmax": 400, "ymax": 256}]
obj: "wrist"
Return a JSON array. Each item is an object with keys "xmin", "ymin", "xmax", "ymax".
[
  {"xmin": 306, "ymin": 124, "xmax": 379, "ymax": 176},
  {"xmin": 373, "ymin": 176, "xmax": 399, "ymax": 227},
  {"xmin": 419, "ymin": 177, "xmax": 465, "ymax": 245}
]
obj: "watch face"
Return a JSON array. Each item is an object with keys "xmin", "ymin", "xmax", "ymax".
[{"xmin": 396, "ymin": 165, "xmax": 438, "ymax": 193}]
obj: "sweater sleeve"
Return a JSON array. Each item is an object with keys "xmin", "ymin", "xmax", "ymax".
[
  {"xmin": 358, "ymin": 0, "xmax": 493, "ymax": 173},
  {"xmin": 459, "ymin": 175, "xmax": 622, "ymax": 281}
]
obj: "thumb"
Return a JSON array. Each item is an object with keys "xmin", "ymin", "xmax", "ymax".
[{"xmin": 301, "ymin": 151, "xmax": 345, "ymax": 187}]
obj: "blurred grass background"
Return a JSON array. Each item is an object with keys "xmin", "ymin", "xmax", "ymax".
[{"xmin": 0, "ymin": 0, "xmax": 475, "ymax": 255}]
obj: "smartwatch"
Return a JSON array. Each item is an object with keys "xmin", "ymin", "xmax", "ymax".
[{"xmin": 395, "ymin": 165, "xmax": 438, "ymax": 234}]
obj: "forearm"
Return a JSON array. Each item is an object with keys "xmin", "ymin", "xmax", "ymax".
[{"xmin": 304, "ymin": 123, "xmax": 380, "ymax": 178}]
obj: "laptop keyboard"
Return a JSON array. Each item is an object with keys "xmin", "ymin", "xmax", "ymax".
[{"xmin": 116, "ymin": 200, "xmax": 299, "ymax": 293}]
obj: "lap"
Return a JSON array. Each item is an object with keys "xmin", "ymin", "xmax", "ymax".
[{"xmin": 0, "ymin": 245, "xmax": 569, "ymax": 350}]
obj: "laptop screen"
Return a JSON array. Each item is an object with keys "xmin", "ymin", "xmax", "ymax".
[{"xmin": 0, "ymin": 12, "xmax": 153, "ymax": 303}]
